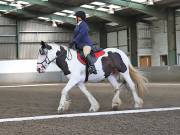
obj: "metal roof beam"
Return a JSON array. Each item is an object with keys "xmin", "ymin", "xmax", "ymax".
[
  {"xmin": 0, "ymin": 3, "xmax": 75, "ymax": 26},
  {"xmin": 48, "ymin": 15, "xmax": 75, "ymax": 25},
  {"xmin": 102, "ymin": 0, "xmax": 167, "ymax": 19},
  {"xmin": 65, "ymin": 6, "xmax": 132, "ymax": 26},
  {"xmin": 14, "ymin": 9, "xmax": 101, "ymax": 30},
  {"xmin": 8, "ymin": 8, "xmax": 76, "ymax": 25},
  {"xmin": 18, "ymin": 0, "xmax": 62, "ymax": 10},
  {"xmin": 0, "ymin": 4, "xmax": 15, "ymax": 11},
  {"xmin": 12, "ymin": 0, "xmax": 132, "ymax": 26},
  {"xmin": 49, "ymin": 15, "xmax": 101, "ymax": 30}
]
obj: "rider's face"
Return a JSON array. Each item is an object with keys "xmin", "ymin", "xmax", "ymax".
[{"xmin": 76, "ymin": 17, "xmax": 81, "ymax": 23}]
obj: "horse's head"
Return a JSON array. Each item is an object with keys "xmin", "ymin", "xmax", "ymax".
[{"xmin": 37, "ymin": 41, "xmax": 55, "ymax": 73}]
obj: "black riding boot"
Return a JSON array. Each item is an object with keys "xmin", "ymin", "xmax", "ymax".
[{"xmin": 86, "ymin": 54, "xmax": 97, "ymax": 74}]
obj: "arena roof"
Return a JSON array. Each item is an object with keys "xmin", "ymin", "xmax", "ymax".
[{"xmin": 0, "ymin": 0, "xmax": 180, "ymax": 28}]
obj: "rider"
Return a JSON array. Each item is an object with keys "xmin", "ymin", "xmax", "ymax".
[{"xmin": 69, "ymin": 11, "xmax": 97, "ymax": 74}]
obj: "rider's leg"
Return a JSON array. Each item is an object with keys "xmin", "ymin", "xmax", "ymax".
[
  {"xmin": 83, "ymin": 45, "xmax": 91, "ymax": 57},
  {"xmin": 83, "ymin": 45, "xmax": 97, "ymax": 74}
]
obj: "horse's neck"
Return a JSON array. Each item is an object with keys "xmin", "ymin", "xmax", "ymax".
[{"xmin": 55, "ymin": 45, "xmax": 79, "ymax": 76}]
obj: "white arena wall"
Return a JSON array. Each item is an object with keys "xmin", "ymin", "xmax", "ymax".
[
  {"xmin": 0, "ymin": 60, "xmax": 67, "ymax": 84},
  {"xmin": 0, "ymin": 60, "xmax": 60, "ymax": 74},
  {"xmin": 0, "ymin": 60, "xmax": 180, "ymax": 84}
]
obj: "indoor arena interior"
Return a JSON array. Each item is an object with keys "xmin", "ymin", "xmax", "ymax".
[{"xmin": 0, "ymin": 0, "xmax": 180, "ymax": 134}]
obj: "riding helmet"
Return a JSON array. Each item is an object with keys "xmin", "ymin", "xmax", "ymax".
[{"xmin": 74, "ymin": 11, "xmax": 86, "ymax": 21}]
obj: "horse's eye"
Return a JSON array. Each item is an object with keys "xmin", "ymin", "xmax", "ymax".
[
  {"xmin": 39, "ymin": 48, "xmax": 47, "ymax": 55},
  {"xmin": 39, "ymin": 49, "xmax": 43, "ymax": 55}
]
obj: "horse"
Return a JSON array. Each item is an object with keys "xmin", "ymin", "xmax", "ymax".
[{"xmin": 37, "ymin": 41, "xmax": 147, "ymax": 113}]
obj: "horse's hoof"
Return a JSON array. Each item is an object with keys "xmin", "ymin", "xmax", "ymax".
[
  {"xmin": 89, "ymin": 104, "xmax": 100, "ymax": 112},
  {"xmin": 57, "ymin": 107, "xmax": 65, "ymax": 114},
  {"xmin": 89, "ymin": 107, "xmax": 97, "ymax": 112},
  {"xmin": 57, "ymin": 109, "xmax": 63, "ymax": 114},
  {"xmin": 64, "ymin": 100, "xmax": 71, "ymax": 111},
  {"xmin": 112, "ymin": 99, "xmax": 122, "ymax": 111},
  {"xmin": 135, "ymin": 104, "xmax": 142, "ymax": 108},
  {"xmin": 112, "ymin": 104, "xmax": 119, "ymax": 111},
  {"xmin": 134, "ymin": 98, "xmax": 143, "ymax": 108}
]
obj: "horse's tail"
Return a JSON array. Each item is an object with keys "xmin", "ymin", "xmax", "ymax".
[{"xmin": 128, "ymin": 64, "xmax": 148, "ymax": 97}]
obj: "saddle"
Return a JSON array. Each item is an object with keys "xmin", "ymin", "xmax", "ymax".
[{"xmin": 77, "ymin": 47, "xmax": 105, "ymax": 65}]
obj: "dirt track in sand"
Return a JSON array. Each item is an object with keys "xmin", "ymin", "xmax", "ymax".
[{"xmin": 0, "ymin": 83, "xmax": 179, "ymax": 135}]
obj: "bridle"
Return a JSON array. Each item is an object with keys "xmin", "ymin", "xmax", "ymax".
[
  {"xmin": 37, "ymin": 48, "xmax": 57, "ymax": 68},
  {"xmin": 37, "ymin": 46, "xmax": 72, "ymax": 69}
]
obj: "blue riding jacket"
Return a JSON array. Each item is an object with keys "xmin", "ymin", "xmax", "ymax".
[{"xmin": 72, "ymin": 20, "xmax": 93, "ymax": 49}]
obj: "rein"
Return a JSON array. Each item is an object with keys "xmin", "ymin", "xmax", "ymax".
[
  {"xmin": 37, "ymin": 54, "xmax": 57, "ymax": 66},
  {"xmin": 67, "ymin": 47, "xmax": 72, "ymax": 60},
  {"xmin": 57, "ymin": 46, "xmax": 72, "ymax": 61}
]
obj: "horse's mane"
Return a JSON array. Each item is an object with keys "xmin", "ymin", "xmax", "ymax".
[
  {"xmin": 48, "ymin": 42, "xmax": 66, "ymax": 48},
  {"xmin": 47, "ymin": 43, "xmax": 67, "ymax": 50},
  {"xmin": 48, "ymin": 42, "xmax": 76, "ymax": 54}
]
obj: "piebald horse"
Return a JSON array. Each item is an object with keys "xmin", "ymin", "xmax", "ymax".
[{"xmin": 37, "ymin": 41, "xmax": 147, "ymax": 113}]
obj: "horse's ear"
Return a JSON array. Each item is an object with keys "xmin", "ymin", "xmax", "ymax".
[
  {"xmin": 41, "ymin": 41, "xmax": 45, "ymax": 45},
  {"xmin": 41, "ymin": 41, "xmax": 46, "ymax": 48}
]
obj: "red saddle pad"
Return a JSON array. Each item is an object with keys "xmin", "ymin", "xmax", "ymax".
[{"xmin": 77, "ymin": 50, "xmax": 105, "ymax": 65}]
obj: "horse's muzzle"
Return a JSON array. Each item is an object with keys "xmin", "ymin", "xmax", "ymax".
[
  {"xmin": 37, "ymin": 67, "xmax": 41, "ymax": 73},
  {"xmin": 37, "ymin": 64, "xmax": 45, "ymax": 73}
]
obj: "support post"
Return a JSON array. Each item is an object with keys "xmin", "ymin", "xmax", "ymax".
[
  {"xmin": 99, "ymin": 25, "xmax": 107, "ymax": 49},
  {"xmin": 167, "ymin": 9, "xmax": 177, "ymax": 65},
  {"xmin": 16, "ymin": 20, "xmax": 20, "ymax": 59},
  {"xmin": 129, "ymin": 22, "xmax": 138, "ymax": 66}
]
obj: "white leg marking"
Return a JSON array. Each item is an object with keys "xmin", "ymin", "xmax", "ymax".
[
  {"xmin": 78, "ymin": 83, "xmax": 100, "ymax": 112},
  {"xmin": 58, "ymin": 79, "xmax": 77, "ymax": 113},
  {"xmin": 121, "ymin": 72, "xmax": 143, "ymax": 108},
  {"xmin": 108, "ymin": 75, "xmax": 123, "ymax": 110}
]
